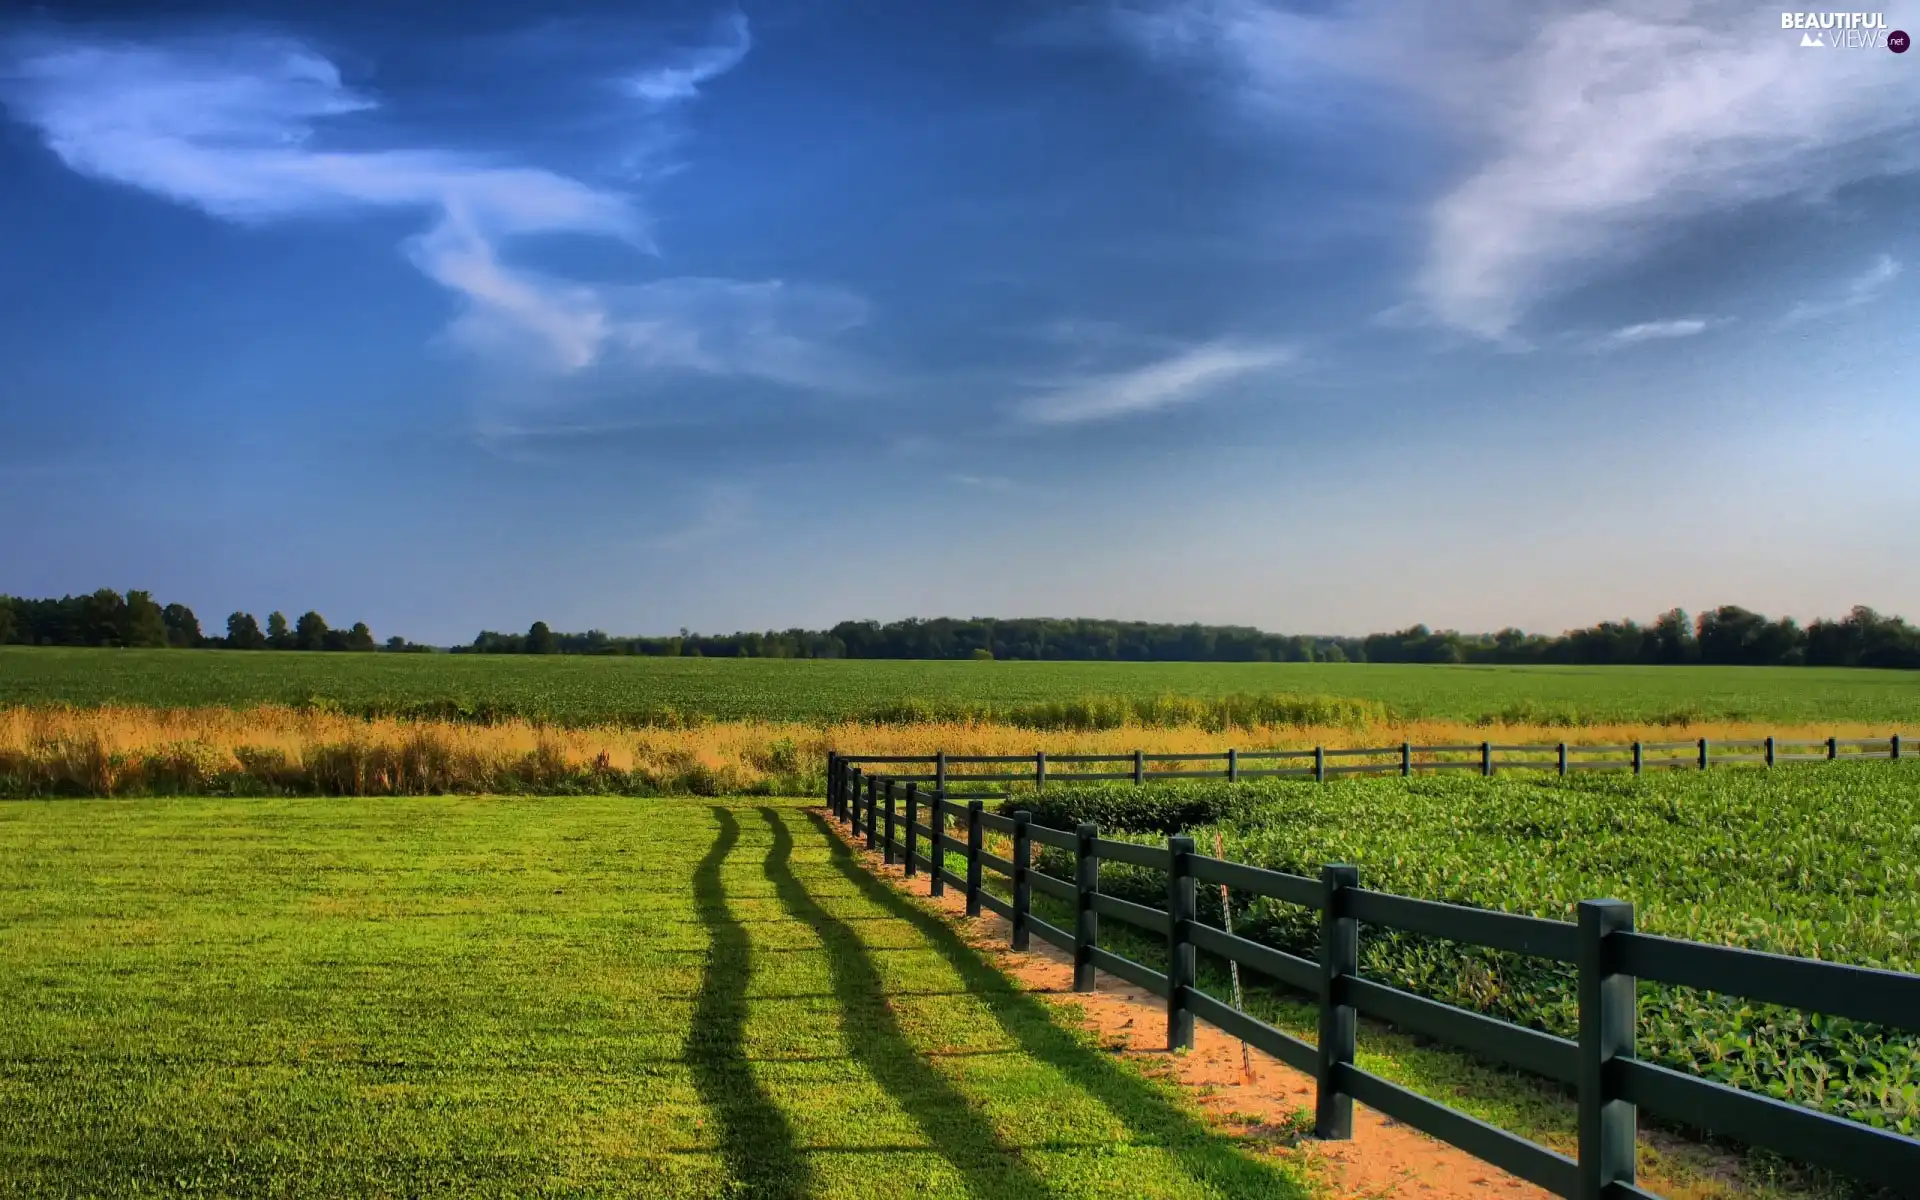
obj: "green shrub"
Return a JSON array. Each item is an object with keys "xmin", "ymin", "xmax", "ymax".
[{"xmin": 1000, "ymin": 781, "xmax": 1266, "ymax": 834}]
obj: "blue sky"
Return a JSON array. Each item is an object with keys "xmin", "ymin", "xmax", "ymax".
[{"xmin": 2, "ymin": 0, "xmax": 1916, "ymax": 642}]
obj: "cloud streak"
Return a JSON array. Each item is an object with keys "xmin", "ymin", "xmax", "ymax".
[
  {"xmin": 1783, "ymin": 254, "xmax": 1903, "ymax": 325},
  {"xmin": 1599, "ymin": 317, "xmax": 1714, "ymax": 348},
  {"xmin": 625, "ymin": 11, "xmax": 751, "ymax": 105},
  {"xmin": 1018, "ymin": 340, "xmax": 1294, "ymax": 425},
  {"xmin": 1104, "ymin": 1, "xmax": 1920, "ymax": 340},
  {"xmin": 0, "ymin": 24, "xmax": 865, "ymax": 392}
]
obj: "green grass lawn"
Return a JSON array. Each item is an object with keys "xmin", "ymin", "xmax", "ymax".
[
  {"xmin": 0, "ymin": 795, "xmax": 1310, "ymax": 1199},
  {"xmin": 4, "ymin": 645, "xmax": 1919, "ymax": 726}
]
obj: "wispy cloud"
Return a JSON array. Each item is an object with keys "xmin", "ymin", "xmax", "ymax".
[
  {"xmin": 1018, "ymin": 339, "xmax": 1295, "ymax": 425},
  {"xmin": 0, "ymin": 24, "xmax": 867, "ymax": 392},
  {"xmin": 624, "ymin": 11, "xmax": 750, "ymax": 106},
  {"xmin": 1598, "ymin": 317, "xmax": 1717, "ymax": 349},
  {"xmin": 1783, "ymin": 254, "xmax": 1903, "ymax": 325},
  {"xmin": 1103, "ymin": 1, "xmax": 1920, "ymax": 340},
  {"xmin": 949, "ymin": 472, "xmax": 1022, "ymax": 493},
  {"xmin": 640, "ymin": 483, "xmax": 752, "ymax": 551}
]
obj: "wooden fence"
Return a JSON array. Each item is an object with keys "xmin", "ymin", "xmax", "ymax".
[
  {"xmin": 835, "ymin": 733, "xmax": 1910, "ymax": 794},
  {"xmin": 821, "ymin": 752, "xmax": 1920, "ymax": 1199}
]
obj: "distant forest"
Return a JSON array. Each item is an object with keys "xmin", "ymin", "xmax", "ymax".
[
  {"xmin": 7, "ymin": 589, "xmax": 1914, "ymax": 668},
  {"xmin": 0, "ymin": 590, "xmax": 431, "ymax": 654}
]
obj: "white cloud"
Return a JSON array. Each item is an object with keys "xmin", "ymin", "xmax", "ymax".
[
  {"xmin": 0, "ymin": 26, "xmax": 867, "ymax": 390},
  {"xmin": 624, "ymin": 11, "xmax": 750, "ymax": 105},
  {"xmin": 1019, "ymin": 340, "xmax": 1295, "ymax": 425},
  {"xmin": 1601, "ymin": 317, "xmax": 1713, "ymax": 348},
  {"xmin": 1105, "ymin": 1, "xmax": 1920, "ymax": 339},
  {"xmin": 1783, "ymin": 254, "xmax": 1903, "ymax": 324}
]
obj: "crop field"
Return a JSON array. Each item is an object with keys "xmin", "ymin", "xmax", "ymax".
[
  {"xmin": 0, "ymin": 794, "xmax": 1308, "ymax": 1199},
  {"xmin": 4, "ymin": 646, "xmax": 1919, "ymax": 729},
  {"xmin": 1020, "ymin": 762, "xmax": 1920, "ymax": 1140}
]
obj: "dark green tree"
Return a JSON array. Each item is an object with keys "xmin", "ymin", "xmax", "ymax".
[
  {"xmin": 82, "ymin": 589, "xmax": 126, "ymax": 646},
  {"xmin": 161, "ymin": 603, "xmax": 202, "ymax": 648},
  {"xmin": 345, "ymin": 621, "xmax": 376, "ymax": 651},
  {"xmin": 120, "ymin": 590, "xmax": 169, "ymax": 648},
  {"xmin": 226, "ymin": 612, "xmax": 267, "ymax": 650},
  {"xmin": 266, "ymin": 611, "xmax": 292, "ymax": 650},
  {"xmin": 1653, "ymin": 608, "xmax": 1694, "ymax": 664},
  {"xmin": 0, "ymin": 597, "xmax": 14, "ymax": 644},
  {"xmin": 294, "ymin": 611, "xmax": 329, "ymax": 651},
  {"xmin": 526, "ymin": 620, "xmax": 559, "ymax": 655}
]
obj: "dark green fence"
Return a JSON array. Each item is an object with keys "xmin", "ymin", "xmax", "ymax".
[
  {"xmin": 835, "ymin": 734, "xmax": 1908, "ymax": 791},
  {"xmin": 822, "ymin": 754, "xmax": 1920, "ymax": 1199}
]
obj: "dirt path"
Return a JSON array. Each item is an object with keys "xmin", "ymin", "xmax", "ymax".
[{"xmin": 822, "ymin": 813, "xmax": 1554, "ymax": 1200}]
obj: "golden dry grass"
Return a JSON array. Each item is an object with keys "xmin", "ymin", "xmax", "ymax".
[{"xmin": 0, "ymin": 705, "xmax": 1901, "ymax": 798}]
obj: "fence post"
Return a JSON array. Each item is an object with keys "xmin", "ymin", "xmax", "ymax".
[
  {"xmin": 905, "ymin": 786, "xmax": 919, "ymax": 877},
  {"xmin": 1401, "ymin": 741, "xmax": 1412, "ymax": 777},
  {"xmin": 1766, "ymin": 735, "xmax": 1776, "ymax": 767},
  {"xmin": 883, "ymin": 782, "xmax": 898, "ymax": 866},
  {"xmin": 1577, "ymin": 899, "xmax": 1637, "ymax": 1200},
  {"xmin": 827, "ymin": 752, "xmax": 839, "ymax": 817},
  {"xmin": 1316, "ymin": 864, "xmax": 1360, "ymax": 1139},
  {"xmin": 1134, "ymin": 749, "xmax": 1145, "ymax": 785},
  {"xmin": 1827, "ymin": 736, "xmax": 1838, "ymax": 761},
  {"xmin": 1559, "ymin": 742, "xmax": 1569, "ymax": 777},
  {"xmin": 1895, "ymin": 734, "xmax": 1903, "ymax": 761},
  {"xmin": 1227, "ymin": 748, "xmax": 1239, "ymax": 782},
  {"xmin": 1481, "ymin": 740, "xmax": 1493, "ymax": 777},
  {"xmin": 1315, "ymin": 745, "xmax": 1326, "ymax": 784},
  {"xmin": 965, "ymin": 800, "xmax": 984, "ymax": 918},
  {"xmin": 865, "ymin": 778, "xmax": 879, "ymax": 851},
  {"xmin": 1631, "ymin": 742, "xmax": 1642, "ymax": 775},
  {"xmin": 936, "ymin": 750, "xmax": 947, "ymax": 794},
  {"xmin": 1011, "ymin": 811, "xmax": 1032, "ymax": 951},
  {"xmin": 1074, "ymin": 822, "xmax": 1098, "ymax": 992},
  {"xmin": 1167, "ymin": 834, "xmax": 1196, "ymax": 1052},
  {"xmin": 850, "ymin": 770, "xmax": 865, "ymax": 837},
  {"xmin": 1036, "ymin": 751, "xmax": 1047, "ymax": 791},
  {"xmin": 929, "ymin": 790, "xmax": 947, "ymax": 896},
  {"xmin": 1698, "ymin": 737, "xmax": 1709, "ymax": 771}
]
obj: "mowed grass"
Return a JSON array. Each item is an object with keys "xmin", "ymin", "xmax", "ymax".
[
  {"xmin": 0, "ymin": 795, "xmax": 1309, "ymax": 1199},
  {"xmin": 4, "ymin": 645, "xmax": 1919, "ymax": 727}
]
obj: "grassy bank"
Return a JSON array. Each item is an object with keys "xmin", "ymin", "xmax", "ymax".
[
  {"xmin": 2, "ymin": 704, "xmax": 1911, "ymax": 798},
  {"xmin": 4, "ymin": 646, "xmax": 1918, "ymax": 728},
  {"xmin": 0, "ymin": 794, "xmax": 1309, "ymax": 1198}
]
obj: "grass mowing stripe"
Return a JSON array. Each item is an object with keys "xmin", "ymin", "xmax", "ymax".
[
  {"xmin": 0, "ymin": 796, "xmax": 1313, "ymax": 1199},
  {"xmin": 802, "ymin": 810, "xmax": 1306, "ymax": 1199},
  {"xmin": 757, "ymin": 806, "xmax": 1053, "ymax": 1196}
]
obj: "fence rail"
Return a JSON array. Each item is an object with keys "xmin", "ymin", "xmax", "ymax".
[
  {"xmin": 836, "ymin": 734, "xmax": 1909, "ymax": 790},
  {"xmin": 822, "ymin": 752, "xmax": 1920, "ymax": 1199}
]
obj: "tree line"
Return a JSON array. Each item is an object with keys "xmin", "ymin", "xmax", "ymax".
[
  {"xmin": 5, "ymin": 590, "xmax": 1918, "ymax": 668},
  {"xmin": 459, "ymin": 607, "xmax": 1920, "ymax": 669},
  {"xmin": 0, "ymin": 589, "xmax": 431, "ymax": 653}
]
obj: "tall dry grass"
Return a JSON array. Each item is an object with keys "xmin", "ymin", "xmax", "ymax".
[{"xmin": 0, "ymin": 705, "xmax": 1904, "ymax": 799}]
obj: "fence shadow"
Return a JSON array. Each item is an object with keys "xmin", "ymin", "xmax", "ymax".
[
  {"xmin": 687, "ymin": 806, "xmax": 811, "ymax": 1199},
  {"xmin": 757, "ymin": 807, "xmax": 1061, "ymax": 1197},
  {"xmin": 793, "ymin": 808, "xmax": 1309, "ymax": 1199}
]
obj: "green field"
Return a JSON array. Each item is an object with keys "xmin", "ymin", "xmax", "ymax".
[
  {"xmin": 3, "ymin": 646, "xmax": 1918, "ymax": 727},
  {"xmin": 1023, "ymin": 762, "xmax": 1920, "ymax": 1139},
  {"xmin": 0, "ymin": 794, "xmax": 1308, "ymax": 1199}
]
